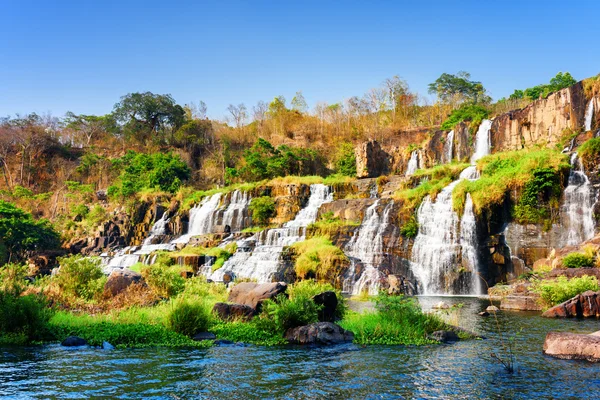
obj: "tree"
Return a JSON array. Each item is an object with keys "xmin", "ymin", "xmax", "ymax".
[
  {"xmin": 64, "ymin": 112, "xmax": 116, "ymax": 145},
  {"xmin": 549, "ymin": 72, "xmax": 577, "ymax": 91},
  {"xmin": 0, "ymin": 200, "xmax": 60, "ymax": 264},
  {"xmin": 428, "ymin": 71, "xmax": 489, "ymax": 104},
  {"xmin": 173, "ymin": 119, "xmax": 213, "ymax": 152},
  {"xmin": 185, "ymin": 100, "xmax": 208, "ymax": 120},
  {"xmin": 291, "ymin": 91, "xmax": 308, "ymax": 113},
  {"xmin": 253, "ymin": 101, "xmax": 268, "ymax": 126},
  {"xmin": 112, "ymin": 92, "xmax": 186, "ymax": 143},
  {"xmin": 227, "ymin": 103, "xmax": 248, "ymax": 128}
]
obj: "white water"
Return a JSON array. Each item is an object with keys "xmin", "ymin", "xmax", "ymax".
[
  {"xmin": 410, "ymin": 119, "xmax": 492, "ymax": 294},
  {"xmin": 172, "ymin": 193, "xmax": 222, "ymax": 244},
  {"xmin": 405, "ymin": 150, "xmax": 419, "ymax": 176},
  {"xmin": 445, "ymin": 130, "xmax": 454, "ymax": 163},
  {"xmin": 585, "ymin": 99, "xmax": 595, "ymax": 132},
  {"xmin": 210, "ymin": 184, "xmax": 333, "ymax": 282},
  {"xmin": 343, "ymin": 200, "xmax": 394, "ymax": 295},
  {"xmin": 561, "ymin": 153, "xmax": 596, "ymax": 246},
  {"xmin": 220, "ymin": 190, "xmax": 251, "ymax": 232},
  {"xmin": 143, "ymin": 212, "xmax": 169, "ymax": 245}
]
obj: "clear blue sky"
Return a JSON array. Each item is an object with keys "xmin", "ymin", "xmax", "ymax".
[{"xmin": 1, "ymin": 0, "xmax": 599, "ymax": 120}]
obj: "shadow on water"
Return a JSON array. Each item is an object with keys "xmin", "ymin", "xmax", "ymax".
[{"xmin": 1, "ymin": 297, "xmax": 600, "ymax": 399}]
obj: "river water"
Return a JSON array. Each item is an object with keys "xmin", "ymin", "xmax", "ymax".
[{"xmin": 1, "ymin": 297, "xmax": 600, "ymax": 399}]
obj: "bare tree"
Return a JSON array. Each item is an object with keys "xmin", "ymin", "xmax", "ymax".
[{"xmin": 227, "ymin": 103, "xmax": 248, "ymax": 128}]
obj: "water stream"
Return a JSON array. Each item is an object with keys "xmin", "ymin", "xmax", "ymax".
[
  {"xmin": 405, "ymin": 150, "xmax": 419, "ymax": 176},
  {"xmin": 585, "ymin": 98, "xmax": 595, "ymax": 132}
]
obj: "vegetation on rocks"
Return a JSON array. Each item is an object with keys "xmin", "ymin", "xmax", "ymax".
[
  {"xmin": 531, "ymin": 276, "xmax": 599, "ymax": 308},
  {"xmin": 562, "ymin": 252, "xmax": 594, "ymax": 269},
  {"xmin": 248, "ymin": 196, "xmax": 276, "ymax": 226},
  {"xmin": 291, "ymin": 236, "xmax": 349, "ymax": 283}
]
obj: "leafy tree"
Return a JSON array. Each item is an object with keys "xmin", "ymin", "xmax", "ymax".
[
  {"xmin": 291, "ymin": 91, "xmax": 308, "ymax": 113},
  {"xmin": 64, "ymin": 112, "xmax": 118, "ymax": 145},
  {"xmin": 173, "ymin": 119, "xmax": 213, "ymax": 152},
  {"xmin": 335, "ymin": 142, "xmax": 357, "ymax": 176},
  {"xmin": 549, "ymin": 72, "xmax": 577, "ymax": 91},
  {"xmin": 112, "ymin": 92, "xmax": 186, "ymax": 143},
  {"xmin": 508, "ymin": 72, "xmax": 577, "ymax": 102},
  {"xmin": 428, "ymin": 71, "xmax": 489, "ymax": 104},
  {"xmin": 249, "ymin": 196, "xmax": 275, "ymax": 225},
  {"xmin": 0, "ymin": 200, "xmax": 61, "ymax": 264},
  {"xmin": 441, "ymin": 103, "xmax": 490, "ymax": 130}
]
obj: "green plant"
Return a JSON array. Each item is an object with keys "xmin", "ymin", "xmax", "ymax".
[
  {"xmin": 0, "ymin": 292, "xmax": 54, "ymax": 345},
  {"xmin": 248, "ymin": 196, "xmax": 275, "ymax": 226},
  {"xmin": 562, "ymin": 252, "xmax": 594, "ymax": 268},
  {"xmin": 400, "ymin": 216, "xmax": 419, "ymax": 238},
  {"xmin": 0, "ymin": 263, "xmax": 29, "ymax": 296},
  {"xmin": 55, "ymin": 256, "xmax": 106, "ymax": 301},
  {"xmin": 291, "ymin": 236, "xmax": 348, "ymax": 282},
  {"xmin": 167, "ymin": 297, "xmax": 212, "ymax": 337},
  {"xmin": 335, "ymin": 142, "xmax": 357, "ymax": 177},
  {"xmin": 260, "ymin": 294, "xmax": 321, "ymax": 332},
  {"xmin": 141, "ymin": 262, "xmax": 186, "ymax": 298},
  {"xmin": 441, "ymin": 103, "xmax": 490, "ymax": 130},
  {"xmin": 531, "ymin": 275, "xmax": 599, "ymax": 307},
  {"xmin": 288, "ymin": 279, "xmax": 347, "ymax": 320}
]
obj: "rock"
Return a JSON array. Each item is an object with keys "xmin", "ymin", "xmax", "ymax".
[
  {"xmin": 486, "ymin": 305, "xmax": 499, "ymax": 312},
  {"xmin": 222, "ymin": 272, "xmax": 234, "ymax": 284},
  {"xmin": 192, "ymin": 332, "xmax": 217, "ymax": 342},
  {"xmin": 212, "ymin": 302, "xmax": 256, "ymax": 321},
  {"xmin": 543, "ymin": 331, "xmax": 600, "ymax": 362},
  {"xmin": 227, "ymin": 282, "xmax": 288, "ymax": 311},
  {"xmin": 312, "ymin": 291, "xmax": 338, "ymax": 322},
  {"xmin": 355, "ymin": 140, "xmax": 390, "ymax": 178},
  {"xmin": 542, "ymin": 290, "xmax": 600, "ymax": 318},
  {"xmin": 102, "ymin": 341, "xmax": 115, "ymax": 350},
  {"xmin": 433, "ymin": 301, "xmax": 449, "ymax": 310},
  {"xmin": 213, "ymin": 339, "xmax": 235, "ymax": 346},
  {"xmin": 285, "ymin": 322, "xmax": 354, "ymax": 345},
  {"xmin": 429, "ymin": 330, "xmax": 460, "ymax": 343},
  {"xmin": 104, "ymin": 269, "xmax": 143, "ymax": 297},
  {"xmin": 479, "ymin": 311, "xmax": 490, "ymax": 317},
  {"xmin": 61, "ymin": 336, "xmax": 87, "ymax": 347},
  {"xmin": 500, "ymin": 295, "xmax": 542, "ymax": 311}
]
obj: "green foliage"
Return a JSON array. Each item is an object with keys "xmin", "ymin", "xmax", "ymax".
[
  {"xmin": 141, "ymin": 262, "xmax": 186, "ymax": 298},
  {"xmin": 428, "ymin": 71, "xmax": 489, "ymax": 104},
  {"xmin": 400, "ymin": 216, "xmax": 419, "ymax": 238},
  {"xmin": 512, "ymin": 167, "xmax": 562, "ymax": 224},
  {"xmin": 306, "ymin": 212, "xmax": 360, "ymax": 237},
  {"xmin": 578, "ymin": 138, "xmax": 600, "ymax": 168},
  {"xmin": 0, "ymin": 263, "xmax": 28, "ymax": 296},
  {"xmin": 167, "ymin": 297, "xmax": 212, "ymax": 337},
  {"xmin": 335, "ymin": 142, "xmax": 357, "ymax": 177},
  {"xmin": 0, "ymin": 200, "xmax": 61, "ymax": 263},
  {"xmin": 109, "ymin": 151, "xmax": 191, "ymax": 197},
  {"xmin": 441, "ymin": 103, "xmax": 490, "ymax": 130},
  {"xmin": 173, "ymin": 119, "xmax": 212, "ymax": 151},
  {"xmin": 210, "ymin": 320, "xmax": 286, "ymax": 345},
  {"xmin": 562, "ymin": 252, "xmax": 594, "ymax": 268},
  {"xmin": 55, "ymin": 256, "xmax": 106, "ymax": 301},
  {"xmin": 288, "ymin": 279, "xmax": 347, "ymax": 320},
  {"xmin": 260, "ymin": 293, "xmax": 321, "ymax": 332},
  {"xmin": 531, "ymin": 276, "xmax": 599, "ymax": 308},
  {"xmin": 0, "ymin": 292, "xmax": 54, "ymax": 345},
  {"xmin": 248, "ymin": 196, "xmax": 275, "ymax": 226},
  {"xmin": 291, "ymin": 236, "xmax": 348, "ymax": 282},
  {"xmin": 508, "ymin": 72, "xmax": 577, "ymax": 102}
]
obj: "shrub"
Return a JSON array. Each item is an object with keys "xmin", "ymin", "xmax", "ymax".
[
  {"xmin": 0, "ymin": 263, "xmax": 28, "ymax": 296},
  {"xmin": 248, "ymin": 196, "xmax": 275, "ymax": 226},
  {"xmin": 0, "ymin": 292, "xmax": 53, "ymax": 344},
  {"xmin": 400, "ymin": 216, "xmax": 419, "ymax": 238},
  {"xmin": 532, "ymin": 276, "xmax": 599, "ymax": 307},
  {"xmin": 260, "ymin": 294, "xmax": 321, "ymax": 332},
  {"xmin": 288, "ymin": 279, "xmax": 347, "ymax": 320},
  {"xmin": 578, "ymin": 138, "xmax": 600, "ymax": 170},
  {"xmin": 167, "ymin": 297, "xmax": 212, "ymax": 337},
  {"xmin": 562, "ymin": 252, "xmax": 594, "ymax": 269},
  {"xmin": 441, "ymin": 103, "xmax": 490, "ymax": 130},
  {"xmin": 335, "ymin": 142, "xmax": 357, "ymax": 177},
  {"xmin": 291, "ymin": 237, "xmax": 348, "ymax": 282},
  {"xmin": 55, "ymin": 256, "xmax": 106, "ymax": 301},
  {"xmin": 141, "ymin": 262, "xmax": 185, "ymax": 298}
]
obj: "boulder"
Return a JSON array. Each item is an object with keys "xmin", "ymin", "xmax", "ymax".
[
  {"xmin": 542, "ymin": 290, "xmax": 600, "ymax": 318},
  {"xmin": 192, "ymin": 332, "xmax": 217, "ymax": 342},
  {"xmin": 104, "ymin": 269, "xmax": 143, "ymax": 297},
  {"xmin": 212, "ymin": 302, "xmax": 256, "ymax": 321},
  {"xmin": 355, "ymin": 140, "xmax": 390, "ymax": 178},
  {"xmin": 486, "ymin": 305, "xmax": 499, "ymax": 312},
  {"xmin": 285, "ymin": 322, "xmax": 354, "ymax": 345},
  {"xmin": 543, "ymin": 331, "xmax": 600, "ymax": 362},
  {"xmin": 500, "ymin": 295, "xmax": 543, "ymax": 311},
  {"xmin": 61, "ymin": 336, "xmax": 87, "ymax": 347},
  {"xmin": 429, "ymin": 330, "xmax": 460, "ymax": 343},
  {"xmin": 227, "ymin": 282, "xmax": 288, "ymax": 311},
  {"xmin": 312, "ymin": 291, "xmax": 338, "ymax": 322}
]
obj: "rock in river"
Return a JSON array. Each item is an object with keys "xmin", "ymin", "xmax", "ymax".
[
  {"xmin": 61, "ymin": 336, "xmax": 87, "ymax": 347},
  {"xmin": 285, "ymin": 322, "xmax": 354, "ymax": 345},
  {"xmin": 227, "ymin": 282, "xmax": 288, "ymax": 312},
  {"xmin": 543, "ymin": 331, "xmax": 600, "ymax": 362},
  {"xmin": 542, "ymin": 290, "xmax": 600, "ymax": 318}
]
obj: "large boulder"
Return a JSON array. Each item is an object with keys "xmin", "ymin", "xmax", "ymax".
[
  {"xmin": 543, "ymin": 331, "xmax": 600, "ymax": 361},
  {"xmin": 542, "ymin": 290, "xmax": 600, "ymax": 318},
  {"xmin": 355, "ymin": 140, "xmax": 390, "ymax": 178},
  {"xmin": 284, "ymin": 322, "xmax": 354, "ymax": 345},
  {"xmin": 61, "ymin": 336, "xmax": 87, "ymax": 347},
  {"xmin": 104, "ymin": 269, "xmax": 144, "ymax": 297},
  {"xmin": 312, "ymin": 291, "xmax": 338, "ymax": 322},
  {"xmin": 212, "ymin": 302, "xmax": 256, "ymax": 321},
  {"xmin": 429, "ymin": 330, "xmax": 460, "ymax": 343},
  {"xmin": 227, "ymin": 282, "xmax": 288, "ymax": 311}
]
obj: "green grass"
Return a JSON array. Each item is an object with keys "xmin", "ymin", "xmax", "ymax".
[
  {"xmin": 306, "ymin": 212, "xmax": 360, "ymax": 238},
  {"xmin": 291, "ymin": 236, "xmax": 349, "ymax": 282},
  {"xmin": 578, "ymin": 137, "xmax": 600, "ymax": 169},
  {"xmin": 531, "ymin": 276, "xmax": 599, "ymax": 308}
]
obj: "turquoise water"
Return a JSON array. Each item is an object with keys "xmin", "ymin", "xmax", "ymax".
[{"xmin": 1, "ymin": 297, "xmax": 599, "ymax": 399}]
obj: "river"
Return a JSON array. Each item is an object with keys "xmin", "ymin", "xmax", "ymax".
[{"xmin": 1, "ymin": 297, "xmax": 599, "ymax": 399}]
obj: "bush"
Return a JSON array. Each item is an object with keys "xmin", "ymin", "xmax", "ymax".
[
  {"xmin": 248, "ymin": 196, "xmax": 275, "ymax": 226},
  {"xmin": 55, "ymin": 256, "xmax": 106, "ymax": 301},
  {"xmin": 400, "ymin": 217, "xmax": 419, "ymax": 238},
  {"xmin": 260, "ymin": 294, "xmax": 321, "ymax": 332},
  {"xmin": 532, "ymin": 276, "xmax": 599, "ymax": 307},
  {"xmin": 578, "ymin": 138, "xmax": 600, "ymax": 170},
  {"xmin": 167, "ymin": 298, "xmax": 212, "ymax": 337},
  {"xmin": 291, "ymin": 237, "xmax": 348, "ymax": 282},
  {"xmin": 335, "ymin": 142, "xmax": 357, "ymax": 177},
  {"xmin": 141, "ymin": 262, "xmax": 186, "ymax": 298},
  {"xmin": 288, "ymin": 279, "xmax": 347, "ymax": 320},
  {"xmin": 0, "ymin": 292, "xmax": 53, "ymax": 344},
  {"xmin": 441, "ymin": 103, "xmax": 490, "ymax": 130},
  {"xmin": 0, "ymin": 263, "xmax": 28, "ymax": 296},
  {"xmin": 562, "ymin": 252, "xmax": 594, "ymax": 268}
]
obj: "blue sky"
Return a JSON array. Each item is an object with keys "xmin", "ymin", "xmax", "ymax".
[{"xmin": 1, "ymin": 0, "xmax": 599, "ymax": 120}]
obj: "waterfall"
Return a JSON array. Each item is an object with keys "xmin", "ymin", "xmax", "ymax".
[
  {"xmin": 585, "ymin": 99, "xmax": 595, "ymax": 132},
  {"xmin": 445, "ymin": 130, "xmax": 454, "ymax": 163},
  {"xmin": 409, "ymin": 119, "xmax": 492, "ymax": 295},
  {"xmin": 220, "ymin": 190, "xmax": 251, "ymax": 232},
  {"xmin": 560, "ymin": 153, "xmax": 596, "ymax": 246},
  {"xmin": 172, "ymin": 193, "xmax": 222, "ymax": 244},
  {"xmin": 210, "ymin": 184, "xmax": 333, "ymax": 282},
  {"xmin": 405, "ymin": 150, "xmax": 419, "ymax": 176},
  {"xmin": 369, "ymin": 182, "xmax": 379, "ymax": 199},
  {"xmin": 343, "ymin": 200, "xmax": 394, "ymax": 295},
  {"xmin": 143, "ymin": 212, "xmax": 169, "ymax": 245}
]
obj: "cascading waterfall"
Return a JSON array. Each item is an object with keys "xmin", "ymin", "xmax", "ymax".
[
  {"xmin": 410, "ymin": 119, "xmax": 492, "ymax": 295},
  {"xmin": 445, "ymin": 130, "xmax": 454, "ymax": 163},
  {"xmin": 560, "ymin": 153, "xmax": 596, "ymax": 246},
  {"xmin": 143, "ymin": 212, "xmax": 169, "ymax": 245},
  {"xmin": 220, "ymin": 190, "xmax": 251, "ymax": 232},
  {"xmin": 210, "ymin": 184, "xmax": 333, "ymax": 282},
  {"xmin": 343, "ymin": 200, "xmax": 394, "ymax": 295},
  {"xmin": 585, "ymin": 99, "xmax": 595, "ymax": 132},
  {"xmin": 172, "ymin": 193, "xmax": 222, "ymax": 244},
  {"xmin": 405, "ymin": 150, "xmax": 419, "ymax": 176}
]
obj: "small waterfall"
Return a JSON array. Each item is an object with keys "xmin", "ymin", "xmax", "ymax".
[
  {"xmin": 471, "ymin": 119, "xmax": 493, "ymax": 163},
  {"xmin": 343, "ymin": 200, "xmax": 393, "ymax": 295},
  {"xmin": 405, "ymin": 150, "xmax": 419, "ymax": 177},
  {"xmin": 369, "ymin": 182, "xmax": 379, "ymax": 199},
  {"xmin": 172, "ymin": 193, "xmax": 222, "ymax": 244},
  {"xmin": 445, "ymin": 130, "xmax": 454, "ymax": 163},
  {"xmin": 460, "ymin": 194, "xmax": 481, "ymax": 294},
  {"xmin": 585, "ymin": 99, "xmax": 595, "ymax": 132},
  {"xmin": 220, "ymin": 190, "xmax": 251, "ymax": 232},
  {"xmin": 560, "ymin": 153, "xmax": 596, "ymax": 246},
  {"xmin": 143, "ymin": 212, "xmax": 169, "ymax": 245},
  {"xmin": 210, "ymin": 184, "xmax": 333, "ymax": 282}
]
